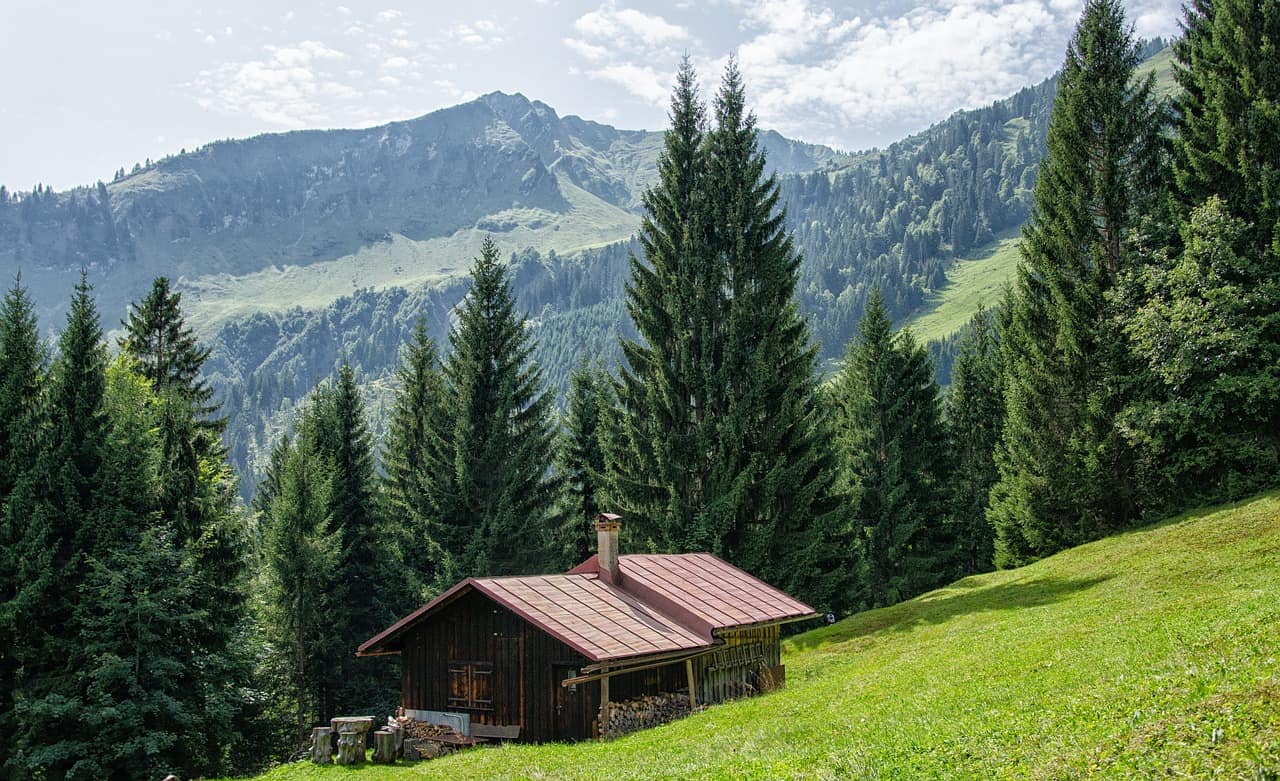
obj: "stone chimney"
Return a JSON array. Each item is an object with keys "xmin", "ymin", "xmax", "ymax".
[{"xmin": 595, "ymin": 513, "xmax": 622, "ymax": 584}]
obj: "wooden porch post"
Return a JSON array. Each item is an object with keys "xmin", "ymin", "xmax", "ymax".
[{"xmin": 685, "ymin": 658, "xmax": 697, "ymax": 709}]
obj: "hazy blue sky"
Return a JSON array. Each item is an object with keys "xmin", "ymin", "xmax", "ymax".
[{"xmin": 1, "ymin": 0, "xmax": 1181, "ymax": 191}]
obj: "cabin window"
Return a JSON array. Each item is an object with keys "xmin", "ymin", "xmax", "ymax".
[{"xmin": 447, "ymin": 661, "xmax": 493, "ymax": 711}]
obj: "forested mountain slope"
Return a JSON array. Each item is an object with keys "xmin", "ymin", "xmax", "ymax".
[
  {"xmin": 0, "ymin": 92, "xmax": 848, "ymax": 334},
  {"xmin": 2, "ymin": 43, "xmax": 1171, "ymax": 494}
]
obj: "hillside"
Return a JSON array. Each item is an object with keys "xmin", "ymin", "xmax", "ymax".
[{"xmin": 228, "ymin": 491, "xmax": 1280, "ymax": 780}]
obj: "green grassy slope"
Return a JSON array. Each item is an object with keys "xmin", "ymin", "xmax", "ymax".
[
  {"xmin": 232, "ymin": 491, "xmax": 1280, "ymax": 780},
  {"xmin": 903, "ymin": 232, "xmax": 1021, "ymax": 343}
]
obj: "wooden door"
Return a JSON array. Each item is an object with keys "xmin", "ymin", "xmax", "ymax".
[{"xmin": 552, "ymin": 664, "xmax": 588, "ymax": 741}]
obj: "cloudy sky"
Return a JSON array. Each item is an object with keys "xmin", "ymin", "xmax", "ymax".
[{"xmin": 1, "ymin": 0, "xmax": 1180, "ymax": 191}]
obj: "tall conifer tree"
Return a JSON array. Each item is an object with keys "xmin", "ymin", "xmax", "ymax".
[
  {"xmin": 314, "ymin": 364, "xmax": 402, "ymax": 714},
  {"xmin": 122, "ymin": 277, "xmax": 250, "ymax": 773},
  {"xmin": 1136, "ymin": 0, "xmax": 1280, "ymax": 500},
  {"xmin": 553, "ymin": 361, "xmax": 610, "ymax": 570},
  {"xmin": 381, "ymin": 322, "xmax": 449, "ymax": 596},
  {"xmin": 11, "ymin": 274, "xmax": 110, "ymax": 777},
  {"xmin": 945, "ymin": 306, "xmax": 1004, "ymax": 575},
  {"xmin": 835, "ymin": 292, "xmax": 952, "ymax": 608},
  {"xmin": 989, "ymin": 0, "xmax": 1162, "ymax": 566},
  {"xmin": 259, "ymin": 427, "xmax": 340, "ymax": 753},
  {"xmin": 609, "ymin": 56, "xmax": 712, "ymax": 549},
  {"xmin": 434, "ymin": 237, "xmax": 560, "ymax": 579},
  {"xmin": 0, "ymin": 277, "xmax": 45, "ymax": 774},
  {"xmin": 608, "ymin": 59, "xmax": 839, "ymax": 604}
]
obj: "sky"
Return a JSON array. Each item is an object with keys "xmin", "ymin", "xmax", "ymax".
[{"xmin": 0, "ymin": 0, "xmax": 1181, "ymax": 192}]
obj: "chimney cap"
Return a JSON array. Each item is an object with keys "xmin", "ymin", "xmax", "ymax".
[{"xmin": 595, "ymin": 512, "xmax": 622, "ymax": 531}]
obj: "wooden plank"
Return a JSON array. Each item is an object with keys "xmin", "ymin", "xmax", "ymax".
[{"xmin": 472, "ymin": 724, "xmax": 521, "ymax": 739}]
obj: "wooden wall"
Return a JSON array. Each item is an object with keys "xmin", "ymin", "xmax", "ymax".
[{"xmin": 398, "ymin": 589, "xmax": 599, "ymax": 742}]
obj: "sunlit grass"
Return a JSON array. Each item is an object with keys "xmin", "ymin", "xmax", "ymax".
[{"xmin": 904, "ymin": 232, "xmax": 1022, "ymax": 344}]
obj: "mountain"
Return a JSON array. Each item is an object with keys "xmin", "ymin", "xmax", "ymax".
[{"xmin": 0, "ymin": 91, "xmax": 850, "ymax": 336}]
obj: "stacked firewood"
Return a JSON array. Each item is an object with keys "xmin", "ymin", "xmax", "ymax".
[
  {"xmin": 598, "ymin": 692, "xmax": 692, "ymax": 739},
  {"xmin": 395, "ymin": 717, "xmax": 464, "ymax": 760}
]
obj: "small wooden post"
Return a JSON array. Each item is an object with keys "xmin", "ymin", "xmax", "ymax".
[
  {"xmin": 373, "ymin": 730, "xmax": 396, "ymax": 764},
  {"xmin": 686, "ymin": 658, "xmax": 697, "ymax": 709},
  {"xmin": 599, "ymin": 665, "xmax": 610, "ymax": 736},
  {"xmin": 310, "ymin": 726, "xmax": 333, "ymax": 764}
]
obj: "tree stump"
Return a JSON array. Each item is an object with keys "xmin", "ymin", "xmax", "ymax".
[
  {"xmin": 373, "ymin": 729, "xmax": 397, "ymax": 764},
  {"xmin": 331, "ymin": 716, "xmax": 374, "ymax": 765},
  {"xmin": 310, "ymin": 726, "xmax": 333, "ymax": 764},
  {"xmin": 335, "ymin": 723, "xmax": 364, "ymax": 765}
]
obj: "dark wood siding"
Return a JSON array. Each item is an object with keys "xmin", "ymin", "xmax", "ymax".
[{"xmin": 398, "ymin": 589, "xmax": 595, "ymax": 742}]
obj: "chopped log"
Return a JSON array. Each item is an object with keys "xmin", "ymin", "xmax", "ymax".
[
  {"xmin": 373, "ymin": 729, "xmax": 397, "ymax": 764},
  {"xmin": 309, "ymin": 726, "xmax": 333, "ymax": 764}
]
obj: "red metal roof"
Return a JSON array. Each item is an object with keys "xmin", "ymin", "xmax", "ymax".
[{"xmin": 358, "ymin": 553, "xmax": 816, "ymax": 663}]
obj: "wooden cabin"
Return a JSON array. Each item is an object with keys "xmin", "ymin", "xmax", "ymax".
[{"xmin": 357, "ymin": 516, "xmax": 815, "ymax": 742}]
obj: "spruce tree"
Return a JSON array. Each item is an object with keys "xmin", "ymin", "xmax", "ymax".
[
  {"xmin": 121, "ymin": 276, "xmax": 217, "ymax": 417},
  {"xmin": 989, "ymin": 0, "xmax": 1163, "ymax": 566},
  {"xmin": 706, "ymin": 60, "xmax": 841, "ymax": 600},
  {"xmin": 0, "ymin": 276, "xmax": 45, "ymax": 775},
  {"xmin": 11, "ymin": 274, "xmax": 110, "ymax": 778},
  {"xmin": 313, "ymin": 364, "xmax": 402, "ymax": 714},
  {"xmin": 435, "ymin": 237, "xmax": 560, "ymax": 579},
  {"xmin": 608, "ymin": 59, "xmax": 840, "ymax": 605},
  {"xmin": 1174, "ymin": 0, "xmax": 1280, "ymax": 260},
  {"xmin": 65, "ymin": 359, "xmax": 197, "ymax": 780},
  {"xmin": 259, "ymin": 429, "xmax": 340, "ymax": 753},
  {"xmin": 1150, "ymin": 0, "xmax": 1280, "ymax": 500},
  {"xmin": 945, "ymin": 306, "xmax": 1004, "ymax": 575},
  {"xmin": 380, "ymin": 322, "xmax": 449, "ymax": 596},
  {"xmin": 553, "ymin": 361, "xmax": 610, "ymax": 570},
  {"xmin": 122, "ymin": 277, "xmax": 251, "ymax": 774},
  {"xmin": 609, "ymin": 56, "xmax": 713, "ymax": 549},
  {"xmin": 835, "ymin": 292, "xmax": 953, "ymax": 608}
]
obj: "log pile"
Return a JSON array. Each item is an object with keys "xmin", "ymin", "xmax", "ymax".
[
  {"xmin": 395, "ymin": 717, "xmax": 464, "ymax": 761},
  {"xmin": 598, "ymin": 692, "xmax": 692, "ymax": 739},
  {"xmin": 396, "ymin": 717, "xmax": 466, "ymax": 742}
]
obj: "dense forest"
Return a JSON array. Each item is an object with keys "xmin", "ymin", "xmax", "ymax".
[{"xmin": 2, "ymin": 1, "xmax": 1278, "ymax": 778}]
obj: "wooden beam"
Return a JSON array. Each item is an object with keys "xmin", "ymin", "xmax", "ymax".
[
  {"xmin": 685, "ymin": 657, "xmax": 697, "ymax": 709},
  {"xmin": 599, "ymin": 666, "xmax": 610, "ymax": 733},
  {"xmin": 561, "ymin": 646, "xmax": 720, "ymax": 687}
]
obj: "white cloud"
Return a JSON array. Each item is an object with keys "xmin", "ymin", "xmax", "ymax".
[
  {"xmin": 193, "ymin": 40, "xmax": 350, "ymax": 128},
  {"xmin": 336, "ymin": 5, "xmax": 352, "ymax": 14},
  {"xmin": 722, "ymin": 0, "xmax": 1075, "ymax": 146},
  {"xmin": 448, "ymin": 20, "xmax": 505, "ymax": 49},
  {"xmin": 588, "ymin": 63, "xmax": 671, "ymax": 105},
  {"xmin": 565, "ymin": 3, "xmax": 689, "ymax": 105},
  {"xmin": 376, "ymin": 9, "xmax": 402, "ymax": 22},
  {"xmin": 574, "ymin": 3, "xmax": 688, "ymax": 46},
  {"xmin": 382, "ymin": 56, "xmax": 411, "ymax": 70},
  {"xmin": 563, "ymin": 37, "xmax": 610, "ymax": 61}
]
